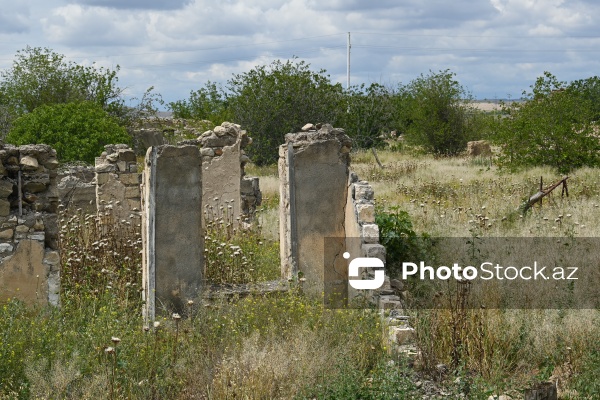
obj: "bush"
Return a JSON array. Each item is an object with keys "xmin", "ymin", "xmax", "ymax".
[
  {"xmin": 375, "ymin": 205, "xmax": 431, "ymax": 278},
  {"xmin": 493, "ymin": 72, "xmax": 600, "ymax": 173},
  {"xmin": 6, "ymin": 101, "xmax": 131, "ymax": 163},
  {"xmin": 401, "ymin": 70, "xmax": 478, "ymax": 155}
]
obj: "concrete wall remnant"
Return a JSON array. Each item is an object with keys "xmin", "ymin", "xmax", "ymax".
[
  {"xmin": 142, "ymin": 145, "xmax": 204, "ymax": 321},
  {"xmin": 279, "ymin": 124, "xmax": 352, "ymax": 302},
  {"xmin": 0, "ymin": 144, "xmax": 60, "ymax": 305}
]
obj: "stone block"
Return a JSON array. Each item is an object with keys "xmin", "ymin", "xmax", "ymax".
[
  {"xmin": 125, "ymin": 186, "xmax": 140, "ymax": 199},
  {"xmin": 361, "ymin": 223, "xmax": 380, "ymax": 244},
  {"xmin": 0, "ymin": 180, "xmax": 14, "ymax": 198},
  {"xmin": 0, "ymin": 243, "xmax": 14, "ymax": 253},
  {"xmin": 354, "ymin": 183, "xmax": 374, "ymax": 200},
  {"xmin": 362, "ymin": 243, "xmax": 386, "ymax": 262},
  {"xmin": 0, "ymin": 199, "xmax": 10, "ymax": 217},
  {"xmin": 118, "ymin": 149, "xmax": 136, "ymax": 162},
  {"xmin": 95, "ymin": 163, "xmax": 116, "ymax": 173},
  {"xmin": 20, "ymin": 156, "xmax": 39, "ymax": 171},
  {"xmin": 356, "ymin": 203, "xmax": 375, "ymax": 223},
  {"xmin": 96, "ymin": 172, "xmax": 112, "ymax": 185},
  {"xmin": 0, "ymin": 229, "xmax": 13, "ymax": 240},
  {"xmin": 119, "ymin": 173, "xmax": 140, "ymax": 186},
  {"xmin": 23, "ymin": 181, "xmax": 47, "ymax": 193}
]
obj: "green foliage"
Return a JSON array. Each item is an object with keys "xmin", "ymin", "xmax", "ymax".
[
  {"xmin": 493, "ymin": 72, "xmax": 600, "ymax": 173},
  {"xmin": 297, "ymin": 359, "xmax": 420, "ymax": 400},
  {"xmin": 6, "ymin": 101, "xmax": 131, "ymax": 163},
  {"xmin": 168, "ymin": 81, "xmax": 230, "ymax": 124},
  {"xmin": 0, "ymin": 47, "xmax": 124, "ymax": 132},
  {"xmin": 338, "ymin": 83, "xmax": 396, "ymax": 148},
  {"xmin": 227, "ymin": 58, "xmax": 343, "ymax": 165},
  {"xmin": 375, "ymin": 205, "xmax": 430, "ymax": 278},
  {"xmin": 400, "ymin": 69, "xmax": 477, "ymax": 155},
  {"xmin": 573, "ymin": 346, "xmax": 600, "ymax": 397}
]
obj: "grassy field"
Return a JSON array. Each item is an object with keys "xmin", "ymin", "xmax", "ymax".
[{"xmin": 0, "ymin": 148, "xmax": 598, "ymax": 399}]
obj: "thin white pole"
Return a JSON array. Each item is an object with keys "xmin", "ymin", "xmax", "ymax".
[{"xmin": 347, "ymin": 32, "xmax": 351, "ymax": 90}]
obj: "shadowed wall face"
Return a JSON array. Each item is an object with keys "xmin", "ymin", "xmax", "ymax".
[
  {"xmin": 279, "ymin": 124, "xmax": 351, "ymax": 303},
  {"xmin": 142, "ymin": 145, "xmax": 204, "ymax": 320}
]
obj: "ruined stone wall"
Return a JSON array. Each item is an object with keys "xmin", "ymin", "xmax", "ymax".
[
  {"xmin": 178, "ymin": 121, "xmax": 261, "ymax": 224},
  {"xmin": 0, "ymin": 144, "xmax": 60, "ymax": 305},
  {"xmin": 95, "ymin": 145, "xmax": 141, "ymax": 223},
  {"xmin": 57, "ymin": 164, "xmax": 96, "ymax": 214},
  {"xmin": 345, "ymin": 173, "xmax": 387, "ymax": 302}
]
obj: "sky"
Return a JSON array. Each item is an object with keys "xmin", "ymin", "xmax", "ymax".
[{"xmin": 2, "ymin": 0, "xmax": 600, "ymax": 109}]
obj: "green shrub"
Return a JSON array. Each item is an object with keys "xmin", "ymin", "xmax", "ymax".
[
  {"xmin": 6, "ymin": 101, "xmax": 131, "ymax": 163},
  {"xmin": 375, "ymin": 205, "xmax": 431, "ymax": 278}
]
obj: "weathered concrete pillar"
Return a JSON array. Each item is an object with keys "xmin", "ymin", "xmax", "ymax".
[
  {"xmin": 279, "ymin": 124, "xmax": 352, "ymax": 303},
  {"xmin": 142, "ymin": 145, "xmax": 204, "ymax": 321}
]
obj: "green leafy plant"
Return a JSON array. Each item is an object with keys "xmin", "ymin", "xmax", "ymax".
[
  {"xmin": 227, "ymin": 58, "xmax": 344, "ymax": 165},
  {"xmin": 493, "ymin": 71, "xmax": 600, "ymax": 173},
  {"xmin": 6, "ymin": 101, "xmax": 131, "ymax": 163},
  {"xmin": 400, "ymin": 69, "xmax": 478, "ymax": 155},
  {"xmin": 375, "ymin": 205, "xmax": 431, "ymax": 278}
]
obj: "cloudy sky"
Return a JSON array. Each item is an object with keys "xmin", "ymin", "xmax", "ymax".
[{"xmin": 2, "ymin": 0, "xmax": 600, "ymax": 108}]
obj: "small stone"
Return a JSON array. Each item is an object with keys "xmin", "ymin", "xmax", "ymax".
[
  {"xmin": 33, "ymin": 220, "xmax": 45, "ymax": 231},
  {"xmin": 95, "ymin": 163, "xmax": 116, "ymax": 173},
  {"xmin": 214, "ymin": 148, "xmax": 223, "ymax": 156},
  {"xmin": 0, "ymin": 180, "xmax": 14, "ymax": 198},
  {"xmin": 0, "ymin": 243, "xmax": 13, "ymax": 253},
  {"xmin": 200, "ymin": 148, "xmax": 215, "ymax": 157},
  {"xmin": 301, "ymin": 123, "xmax": 315, "ymax": 131},
  {"xmin": 15, "ymin": 225, "xmax": 30, "ymax": 234},
  {"xmin": 390, "ymin": 279, "xmax": 404, "ymax": 290},
  {"xmin": 20, "ymin": 156, "xmax": 39, "ymax": 171},
  {"xmin": 0, "ymin": 229, "xmax": 13, "ymax": 240},
  {"xmin": 29, "ymin": 233, "xmax": 45, "ymax": 241},
  {"xmin": 23, "ymin": 181, "xmax": 47, "ymax": 193}
]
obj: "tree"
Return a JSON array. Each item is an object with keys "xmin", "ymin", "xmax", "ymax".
[
  {"xmin": 168, "ymin": 81, "xmax": 230, "ymax": 124},
  {"xmin": 226, "ymin": 58, "xmax": 343, "ymax": 165},
  {"xmin": 0, "ymin": 46, "xmax": 125, "ymax": 135},
  {"xmin": 337, "ymin": 83, "xmax": 396, "ymax": 148},
  {"xmin": 493, "ymin": 72, "xmax": 600, "ymax": 173},
  {"xmin": 400, "ymin": 69, "xmax": 477, "ymax": 155},
  {"xmin": 6, "ymin": 101, "xmax": 131, "ymax": 163}
]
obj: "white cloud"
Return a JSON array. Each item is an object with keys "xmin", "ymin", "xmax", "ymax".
[{"xmin": 2, "ymin": 0, "xmax": 600, "ymax": 104}]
